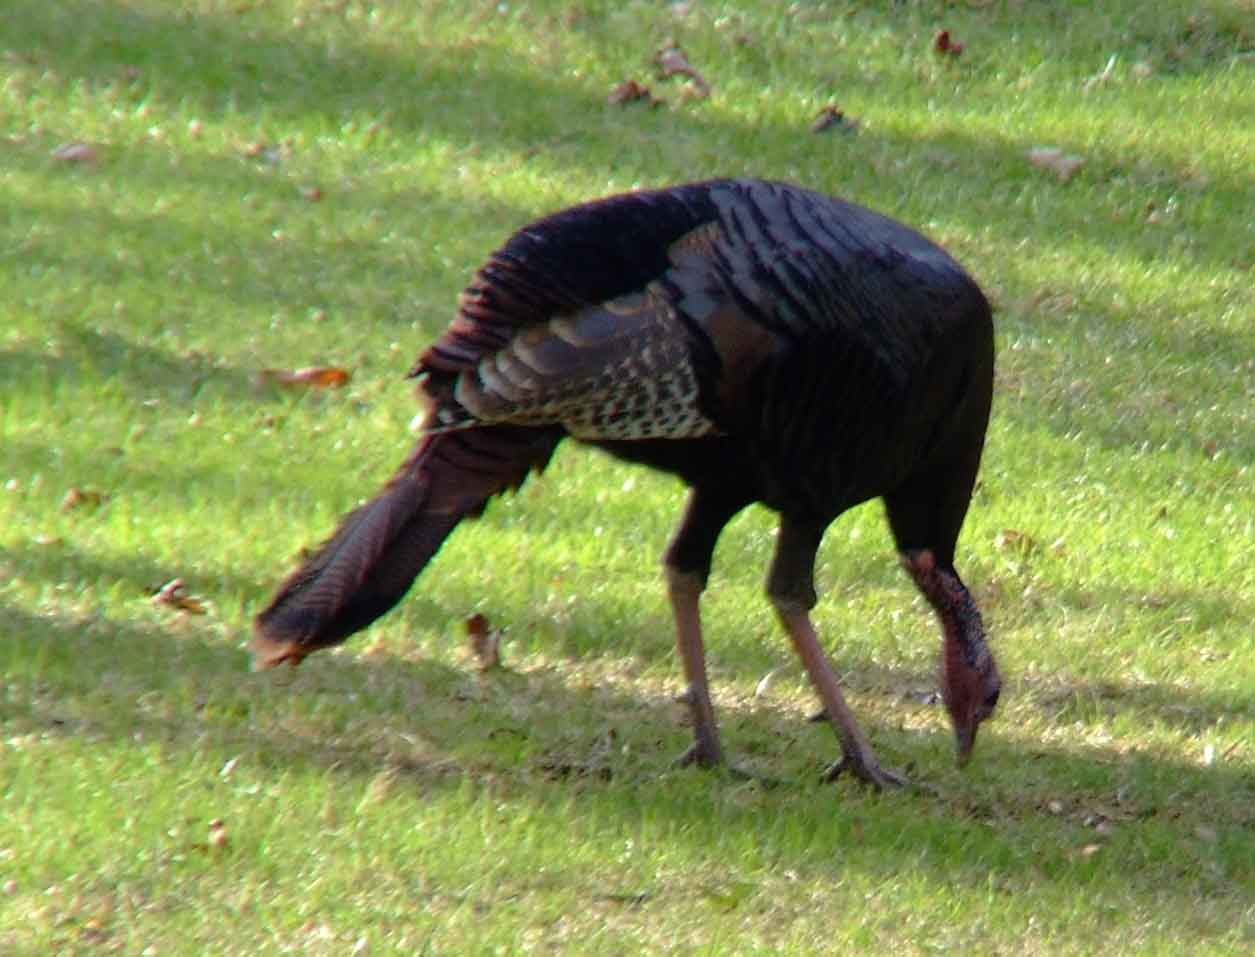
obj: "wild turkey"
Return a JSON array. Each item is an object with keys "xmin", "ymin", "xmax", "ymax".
[{"xmin": 251, "ymin": 178, "xmax": 1000, "ymax": 788}]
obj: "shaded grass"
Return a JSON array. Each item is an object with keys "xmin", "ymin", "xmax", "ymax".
[{"xmin": 2, "ymin": 0, "xmax": 1253, "ymax": 953}]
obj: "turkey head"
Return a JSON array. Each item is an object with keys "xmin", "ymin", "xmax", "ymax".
[{"xmin": 904, "ymin": 549, "xmax": 1000, "ymax": 766}]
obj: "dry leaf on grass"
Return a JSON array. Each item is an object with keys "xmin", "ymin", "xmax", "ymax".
[
  {"xmin": 539, "ymin": 729, "xmax": 617, "ymax": 782},
  {"xmin": 150, "ymin": 578, "xmax": 208, "ymax": 615},
  {"xmin": 811, "ymin": 105, "xmax": 858, "ymax": 134},
  {"xmin": 255, "ymin": 366, "xmax": 351, "ymax": 389},
  {"xmin": 1084, "ymin": 54, "xmax": 1119, "ymax": 89},
  {"xmin": 466, "ymin": 613, "xmax": 502, "ymax": 671},
  {"xmin": 754, "ymin": 667, "xmax": 785, "ymax": 698},
  {"xmin": 933, "ymin": 30, "xmax": 964, "ymax": 58},
  {"xmin": 242, "ymin": 141, "xmax": 282, "ymax": 165},
  {"xmin": 208, "ymin": 819, "xmax": 228, "ymax": 851},
  {"xmin": 1027, "ymin": 146, "xmax": 1086, "ymax": 183},
  {"xmin": 60, "ymin": 487, "xmax": 108, "ymax": 512},
  {"xmin": 607, "ymin": 79, "xmax": 662, "ymax": 107},
  {"xmin": 189, "ymin": 819, "xmax": 229, "ymax": 855},
  {"xmin": 51, "ymin": 141, "xmax": 99, "ymax": 164},
  {"xmin": 655, "ymin": 41, "xmax": 710, "ymax": 98},
  {"xmin": 994, "ymin": 528, "xmax": 1038, "ymax": 554}
]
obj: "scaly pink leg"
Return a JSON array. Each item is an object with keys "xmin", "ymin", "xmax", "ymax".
[
  {"xmin": 667, "ymin": 568, "xmax": 723, "ymax": 768},
  {"xmin": 775, "ymin": 603, "xmax": 908, "ymax": 790}
]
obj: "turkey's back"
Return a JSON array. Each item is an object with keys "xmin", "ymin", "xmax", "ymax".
[
  {"xmin": 418, "ymin": 178, "xmax": 993, "ymax": 520},
  {"xmin": 693, "ymin": 181, "xmax": 994, "ymax": 517}
]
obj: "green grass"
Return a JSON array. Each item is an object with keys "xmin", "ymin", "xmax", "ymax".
[{"xmin": 2, "ymin": 0, "xmax": 1253, "ymax": 953}]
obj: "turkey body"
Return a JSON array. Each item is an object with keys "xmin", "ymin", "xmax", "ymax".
[{"xmin": 253, "ymin": 178, "xmax": 1000, "ymax": 787}]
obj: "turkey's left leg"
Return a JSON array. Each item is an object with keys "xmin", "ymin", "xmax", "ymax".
[
  {"xmin": 663, "ymin": 487, "xmax": 748, "ymax": 769},
  {"xmin": 769, "ymin": 515, "xmax": 908, "ymax": 789}
]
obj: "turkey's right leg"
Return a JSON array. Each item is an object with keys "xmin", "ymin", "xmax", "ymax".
[
  {"xmin": 663, "ymin": 488, "xmax": 748, "ymax": 769},
  {"xmin": 666, "ymin": 567, "xmax": 722, "ymax": 768},
  {"xmin": 769, "ymin": 515, "xmax": 908, "ymax": 790}
]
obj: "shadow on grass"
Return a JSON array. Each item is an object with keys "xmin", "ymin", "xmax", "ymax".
[
  {"xmin": 2, "ymin": 537, "xmax": 262, "ymax": 607},
  {"xmin": 3, "ymin": 598, "xmax": 1252, "ymax": 946},
  {"xmin": 7, "ymin": 0, "xmax": 1251, "ymax": 473},
  {"xmin": 4, "ymin": 597, "xmax": 1251, "ymax": 831},
  {"xmin": 0, "ymin": 324, "xmax": 259, "ymax": 405},
  {"xmin": 11, "ymin": 0, "xmax": 1252, "ymax": 273}
]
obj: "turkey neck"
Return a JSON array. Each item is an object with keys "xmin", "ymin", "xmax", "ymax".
[{"xmin": 939, "ymin": 581, "xmax": 990, "ymax": 670}]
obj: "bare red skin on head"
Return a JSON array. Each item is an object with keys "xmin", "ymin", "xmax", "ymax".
[
  {"xmin": 941, "ymin": 632, "xmax": 991, "ymax": 759},
  {"xmin": 903, "ymin": 549, "xmax": 1000, "ymax": 764}
]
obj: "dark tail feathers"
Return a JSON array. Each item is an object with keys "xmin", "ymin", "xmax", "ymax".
[{"xmin": 251, "ymin": 426, "xmax": 561, "ymax": 668}]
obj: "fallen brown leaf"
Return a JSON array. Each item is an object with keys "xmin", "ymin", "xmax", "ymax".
[
  {"xmin": 51, "ymin": 141, "xmax": 98, "ymax": 164},
  {"xmin": 1084, "ymin": 54, "xmax": 1118, "ymax": 90},
  {"xmin": 243, "ymin": 141, "xmax": 282, "ymax": 165},
  {"xmin": 299, "ymin": 185, "xmax": 323, "ymax": 202},
  {"xmin": 256, "ymin": 366, "xmax": 351, "ymax": 390},
  {"xmin": 60, "ymin": 487, "xmax": 107, "ymax": 512},
  {"xmin": 655, "ymin": 41, "xmax": 710, "ymax": 98},
  {"xmin": 208, "ymin": 818, "xmax": 229, "ymax": 851},
  {"xmin": 150, "ymin": 578, "xmax": 208, "ymax": 615},
  {"xmin": 1027, "ymin": 146, "xmax": 1086, "ymax": 183},
  {"xmin": 994, "ymin": 528, "xmax": 1038, "ymax": 553},
  {"xmin": 754, "ymin": 667, "xmax": 784, "ymax": 698},
  {"xmin": 607, "ymin": 79, "xmax": 662, "ymax": 107},
  {"xmin": 933, "ymin": 30, "xmax": 964, "ymax": 58},
  {"xmin": 811, "ymin": 105, "xmax": 858, "ymax": 134},
  {"xmin": 466, "ymin": 613, "xmax": 502, "ymax": 671}
]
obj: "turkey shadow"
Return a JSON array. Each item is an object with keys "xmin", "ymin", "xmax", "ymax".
[
  {"xmin": 0, "ymin": 324, "xmax": 259, "ymax": 408},
  {"xmin": 3, "ymin": 599, "xmax": 1251, "ymax": 922},
  {"xmin": 2, "ymin": 537, "xmax": 260, "ymax": 611}
]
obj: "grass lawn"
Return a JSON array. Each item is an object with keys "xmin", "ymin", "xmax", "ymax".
[{"xmin": 2, "ymin": 0, "xmax": 1252, "ymax": 953}]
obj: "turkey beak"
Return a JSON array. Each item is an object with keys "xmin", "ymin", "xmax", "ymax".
[{"xmin": 954, "ymin": 724, "xmax": 977, "ymax": 768}]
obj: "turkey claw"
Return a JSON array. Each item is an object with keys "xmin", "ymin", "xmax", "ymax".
[
  {"xmin": 674, "ymin": 746, "xmax": 781, "ymax": 786},
  {"xmin": 674, "ymin": 741, "xmax": 723, "ymax": 770},
  {"xmin": 822, "ymin": 755, "xmax": 910, "ymax": 791}
]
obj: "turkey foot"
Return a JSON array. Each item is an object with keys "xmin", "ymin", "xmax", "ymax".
[
  {"xmin": 673, "ymin": 742, "xmax": 781, "ymax": 786},
  {"xmin": 822, "ymin": 751, "xmax": 909, "ymax": 790},
  {"xmin": 775, "ymin": 601, "xmax": 907, "ymax": 791},
  {"xmin": 672, "ymin": 711, "xmax": 723, "ymax": 769},
  {"xmin": 674, "ymin": 741, "xmax": 721, "ymax": 769}
]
